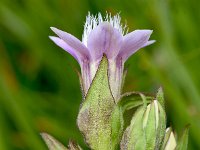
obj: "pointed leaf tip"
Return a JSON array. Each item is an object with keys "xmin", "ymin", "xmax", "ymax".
[
  {"xmin": 176, "ymin": 125, "xmax": 189, "ymax": 150},
  {"xmin": 41, "ymin": 132, "xmax": 68, "ymax": 150},
  {"xmin": 156, "ymin": 87, "xmax": 165, "ymax": 109}
]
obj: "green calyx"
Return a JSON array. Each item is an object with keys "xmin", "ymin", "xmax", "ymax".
[{"xmin": 77, "ymin": 55, "xmax": 119, "ymax": 150}]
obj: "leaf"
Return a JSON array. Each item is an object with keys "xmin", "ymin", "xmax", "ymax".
[
  {"xmin": 77, "ymin": 55, "xmax": 116, "ymax": 150},
  {"xmin": 176, "ymin": 125, "xmax": 189, "ymax": 150},
  {"xmin": 120, "ymin": 99, "xmax": 166, "ymax": 150},
  {"xmin": 119, "ymin": 92, "xmax": 153, "ymax": 112},
  {"xmin": 110, "ymin": 105, "xmax": 124, "ymax": 149},
  {"xmin": 110, "ymin": 92, "xmax": 152, "ymax": 149},
  {"xmin": 143, "ymin": 100, "xmax": 166, "ymax": 150},
  {"xmin": 156, "ymin": 101, "xmax": 166, "ymax": 149},
  {"xmin": 41, "ymin": 133, "xmax": 68, "ymax": 150},
  {"xmin": 120, "ymin": 107, "xmax": 146, "ymax": 150},
  {"xmin": 143, "ymin": 101, "xmax": 157, "ymax": 149},
  {"xmin": 111, "ymin": 92, "xmax": 152, "ymax": 148},
  {"xmin": 156, "ymin": 87, "xmax": 165, "ymax": 109}
]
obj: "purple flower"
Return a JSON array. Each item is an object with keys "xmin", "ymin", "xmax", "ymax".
[{"xmin": 49, "ymin": 13, "xmax": 155, "ymax": 101}]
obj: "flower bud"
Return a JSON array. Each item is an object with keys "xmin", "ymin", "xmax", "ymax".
[
  {"xmin": 120, "ymin": 99, "xmax": 166, "ymax": 150},
  {"xmin": 162, "ymin": 128, "xmax": 177, "ymax": 150}
]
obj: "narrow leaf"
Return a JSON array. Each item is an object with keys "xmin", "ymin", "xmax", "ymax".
[
  {"xmin": 156, "ymin": 101, "xmax": 166, "ymax": 149},
  {"xmin": 144, "ymin": 101, "xmax": 157, "ymax": 149},
  {"xmin": 176, "ymin": 126, "xmax": 189, "ymax": 150},
  {"xmin": 110, "ymin": 105, "xmax": 124, "ymax": 149},
  {"xmin": 41, "ymin": 133, "xmax": 68, "ymax": 150},
  {"xmin": 120, "ymin": 107, "xmax": 146, "ymax": 150},
  {"xmin": 156, "ymin": 87, "xmax": 165, "ymax": 109}
]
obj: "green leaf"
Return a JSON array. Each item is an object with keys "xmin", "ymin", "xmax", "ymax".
[
  {"xmin": 143, "ymin": 100, "xmax": 166, "ymax": 149},
  {"xmin": 143, "ymin": 101, "xmax": 157, "ymax": 149},
  {"xmin": 111, "ymin": 92, "xmax": 152, "ymax": 147},
  {"xmin": 176, "ymin": 126, "xmax": 189, "ymax": 150},
  {"xmin": 41, "ymin": 133, "xmax": 68, "ymax": 150},
  {"xmin": 118, "ymin": 92, "xmax": 153, "ymax": 112},
  {"xmin": 156, "ymin": 87, "xmax": 165, "ymax": 109},
  {"xmin": 77, "ymin": 56, "xmax": 116, "ymax": 150},
  {"xmin": 110, "ymin": 93, "xmax": 152, "ymax": 149},
  {"xmin": 110, "ymin": 105, "xmax": 124, "ymax": 149},
  {"xmin": 120, "ymin": 107, "xmax": 146, "ymax": 150},
  {"xmin": 156, "ymin": 101, "xmax": 166, "ymax": 149},
  {"xmin": 120, "ymin": 99, "xmax": 166, "ymax": 150}
]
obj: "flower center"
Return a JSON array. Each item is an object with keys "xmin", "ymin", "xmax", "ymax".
[{"xmin": 82, "ymin": 12, "xmax": 128, "ymax": 46}]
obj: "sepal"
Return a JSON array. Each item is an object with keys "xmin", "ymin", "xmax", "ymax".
[{"xmin": 77, "ymin": 55, "xmax": 117, "ymax": 149}]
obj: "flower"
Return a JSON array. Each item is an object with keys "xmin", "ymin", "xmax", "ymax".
[
  {"xmin": 120, "ymin": 99, "xmax": 166, "ymax": 149},
  {"xmin": 49, "ymin": 12, "xmax": 155, "ymax": 101}
]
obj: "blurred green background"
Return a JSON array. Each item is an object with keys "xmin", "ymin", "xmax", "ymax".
[{"xmin": 0, "ymin": 0, "xmax": 200, "ymax": 149}]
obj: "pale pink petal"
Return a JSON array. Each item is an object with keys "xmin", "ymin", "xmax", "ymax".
[
  {"xmin": 118, "ymin": 30, "xmax": 153, "ymax": 61},
  {"xmin": 49, "ymin": 36, "xmax": 80, "ymax": 62},
  {"xmin": 87, "ymin": 22, "xmax": 123, "ymax": 60},
  {"xmin": 50, "ymin": 27, "xmax": 90, "ymax": 60},
  {"xmin": 142, "ymin": 40, "xmax": 156, "ymax": 48}
]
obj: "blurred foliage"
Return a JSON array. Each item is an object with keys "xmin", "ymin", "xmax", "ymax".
[{"xmin": 0, "ymin": 0, "xmax": 200, "ymax": 149}]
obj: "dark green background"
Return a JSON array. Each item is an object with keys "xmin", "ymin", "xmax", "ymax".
[{"xmin": 0, "ymin": 0, "xmax": 200, "ymax": 149}]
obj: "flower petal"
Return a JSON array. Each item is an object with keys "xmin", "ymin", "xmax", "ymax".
[
  {"xmin": 49, "ymin": 36, "xmax": 80, "ymax": 62},
  {"xmin": 50, "ymin": 27, "xmax": 90, "ymax": 61},
  {"xmin": 142, "ymin": 40, "xmax": 156, "ymax": 48},
  {"xmin": 118, "ymin": 30, "xmax": 153, "ymax": 61},
  {"xmin": 87, "ymin": 22, "xmax": 123, "ymax": 60}
]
